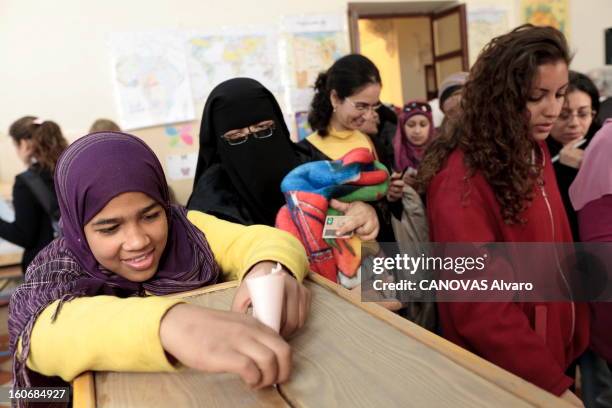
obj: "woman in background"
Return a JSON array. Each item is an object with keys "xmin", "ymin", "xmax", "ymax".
[
  {"xmin": 189, "ymin": 78, "xmax": 301, "ymax": 226},
  {"xmin": 570, "ymin": 120, "xmax": 612, "ymax": 408},
  {"xmin": 437, "ymin": 72, "xmax": 468, "ymax": 118},
  {"xmin": 302, "ymin": 54, "xmax": 403, "ymax": 240},
  {"xmin": 548, "ymin": 71, "xmax": 601, "ymax": 240},
  {"xmin": 0, "ymin": 116, "xmax": 67, "ymax": 272},
  {"xmin": 393, "ymin": 100, "xmax": 435, "ymax": 187},
  {"xmin": 89, "ymin": 118, "xmax": 121, "ymax": 133},
  {"xmin": 188, "ymin": 78, "xmax": 379, "ymax": 238},
  {"xmin": 357, "ymin": 104, "xmax": 397, "ymax": 173}
]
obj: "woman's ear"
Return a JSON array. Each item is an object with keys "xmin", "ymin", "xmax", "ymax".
[
  {"xmin": 16, "ymin": 139, "xmax": 34, "ymax": 164},
  {"xmin": 23, "ymin": 139, "xmax": 33, "ymax": 152},
  {"xmin": 330, "ymin": 90, "xmax": 340, "ymax": 111}
]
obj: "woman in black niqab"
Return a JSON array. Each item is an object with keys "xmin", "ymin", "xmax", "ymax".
[{"xmin": 188, "ymin": 78, "xmax": 302, "ymax": 225}]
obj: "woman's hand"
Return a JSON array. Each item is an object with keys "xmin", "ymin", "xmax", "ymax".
[
  {"xmin": 330, "ymin": 199, "xmax": 379, "ymax": 241},
  {"xmin": 559, "ymin": 139, "xmax": 585, "ymax": 169},
  {"xmin": 233, "ymin": 261, "xmax": 311, "ymax": 338},
  {"xmin": 402, "ymin": 168, "xmax": 418, "ymax": 187},
  {"xmin": 387, "ymin": 172, "xmax": 405, "ymax": 202},
  {"xmin": 160, "ymin": 303, "xmax": 292, "ymax": 389}
]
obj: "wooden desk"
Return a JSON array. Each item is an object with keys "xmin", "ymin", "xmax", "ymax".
[
  {"xmin": 74, "ymin": 276, "xmax": 571, "ymax": 407},
  {"xmin": 0, "ymin": 263, "xmax": 20, "ymax": 279},
  {"xmin": 0, "ymin": 253, "xmax": 21, "ymax": 270}
]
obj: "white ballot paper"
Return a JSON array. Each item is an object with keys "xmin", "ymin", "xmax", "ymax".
[{"xmin": 246, "ymin": 262, "xmax": 285, "ymax": 333}]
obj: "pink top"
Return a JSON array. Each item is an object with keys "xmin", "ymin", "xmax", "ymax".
[
  {"xmin": 577, "ymin": 195, "xmax": 612, "ymax": 363},
  {"xmin": 569, "ymin": 120, "xmax": 612, "ymax": 211}
]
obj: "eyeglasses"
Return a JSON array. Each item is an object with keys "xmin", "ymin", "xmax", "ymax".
[
  {"xmin": 558, "ymin": 109, "xmax": 595, "ymax": 122},
  {"xmin": 222, "ymin": 121, "xmax": 275, "ymax": 146},
  {"xmin": 403, "ymin": 101, "xmax": 432, "ymax": 114},
  {"xmin": 346, "ymin": 98, "xmax": 382, "ymax": 113}
]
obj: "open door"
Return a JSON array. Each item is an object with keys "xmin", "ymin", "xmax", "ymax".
[
  {"xmin": 348, "ymin": 2, "xmax": 468, "ymax": 102},
  {"xmin": 431, "ymin": 4, "xmax": 469, "ymax": 89}
]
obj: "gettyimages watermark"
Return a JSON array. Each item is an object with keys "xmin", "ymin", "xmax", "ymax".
[{"xmin": 360, "ymin": 242, "xmax": 612, "ymax": 302}]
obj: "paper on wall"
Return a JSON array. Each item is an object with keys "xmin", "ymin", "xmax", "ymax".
[
  {"xmin": 108, "ymin": 30, "xmax": 195, "ymax": 130},
  {"xmin": 280, "ymin": 15, "xmax": 349, "ymax": 113},
  {"xmin": 165, "ymin": 152, "xmax": 198, "ymax": 181},
  {"xmin": 185, "ymin": 27, "xmax": 282, "ymax": 109},
  {"xmin": 467, "ymin": 6, "xmax": 512, "ymax": 66}
]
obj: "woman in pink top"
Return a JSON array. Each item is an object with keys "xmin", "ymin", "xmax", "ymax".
[{"xmin": 570, "ymin": 119, "xmax": 612, "ymax": 407}]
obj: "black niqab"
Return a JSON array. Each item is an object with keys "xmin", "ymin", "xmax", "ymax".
[{"xmin": 189, "ymin": 78, "xmax": 301, "ymax": 225}]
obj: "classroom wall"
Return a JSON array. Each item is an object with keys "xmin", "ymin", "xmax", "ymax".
[
  {"xmin": 568, "ymin": 0, "xmax": 610, "ymax": 73},
  {"xmin": 1, "ymin": 0, "xmax": 608, "ymax": 204}
]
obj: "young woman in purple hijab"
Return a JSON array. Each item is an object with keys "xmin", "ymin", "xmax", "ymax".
[{"xmin": 9, "ymin": 132, "xmax": 310, "ymax": 394}]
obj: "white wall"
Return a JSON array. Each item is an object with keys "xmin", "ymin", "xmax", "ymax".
[
  {"xmin": 1, "ymin": 0, "xmax": 608, "ymax": 184},
  {"xmin": 465, "ymin": 0, "xmax": 610, "ymax": 72},
  {"xmin": 569, "ymin": 0, "xmax": 610, "ymax": 73},
  {"xmin": 0, "ymin": 0, "xmax": 451, "ymax": 184}
]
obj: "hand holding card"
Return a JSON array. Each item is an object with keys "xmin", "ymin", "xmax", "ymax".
[{"xmin": 323, "ymin": 215, "xmax": 355, "ymax": 239}]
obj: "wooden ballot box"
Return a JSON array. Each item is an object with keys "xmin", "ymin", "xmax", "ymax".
[{"xmin": 73, "ymin": 275, "xmax": 571, "ymax": 407}]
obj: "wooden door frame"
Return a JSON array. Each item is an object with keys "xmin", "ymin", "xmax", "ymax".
[
  {"xmin": 347, "ymin": 7, "xmax": 430, "ymax": 54},
  {"xmin": 431, "ymin": 4, "xmax": 469, "ymax": 76},
  {"xmin": 347, "ymin": 2, "xmax": 469, "ymax": 96}
]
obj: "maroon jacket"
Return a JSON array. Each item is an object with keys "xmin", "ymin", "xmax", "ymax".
[{"xmin": 427, "ymin": 146, "xmax": 589, "ymax": 396}]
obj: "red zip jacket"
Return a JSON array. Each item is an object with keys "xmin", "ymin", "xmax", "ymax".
[{"xmin": 427, "ymin": 146, "xmax": 589, "ymax": 396}]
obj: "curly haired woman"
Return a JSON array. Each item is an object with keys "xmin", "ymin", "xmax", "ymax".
[{"xmin": 418, "ymin": 25, "xmax": 588, "ymax": 407}]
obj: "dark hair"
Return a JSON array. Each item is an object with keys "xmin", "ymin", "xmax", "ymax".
[
  {"xmin": 9, "ymin": 116, "xmax": 68, "ymax": 173},
  {"xmin": 417, "ymin": 24, "xmax": 571, "ymax": 224},
  {"xmin": 567, "ymin": 70, "xmax": 601, "ymax": 134},
  {"xmin": 308, "ymin": 54, "xmax": 381, "ymax": 136},
  {"xmin": 89, "ymin": 118, "xmax": 121, "ymax": 133}
]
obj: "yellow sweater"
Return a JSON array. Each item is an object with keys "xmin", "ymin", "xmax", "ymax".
[
  {"xmin": 306, "ymin": 128, "xmax": 373, "ymax": 160},
  {"xmin": 26, "ymin": 211, "xmax": 309, "ymax": 381}
]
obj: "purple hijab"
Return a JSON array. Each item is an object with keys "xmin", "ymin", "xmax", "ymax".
[
  {"xmin": 393, "ymin": 100, "xmax": 435, "ymax": 172},
  {"xmin": 9, "ymin": 132, "xmax": 219, "ymax": 388}
]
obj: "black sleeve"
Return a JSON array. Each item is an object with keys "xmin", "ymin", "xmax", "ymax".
[
  {"xmin": 294, "ymin": 139, "xmax": 329, "ymax": 162},
  {"xmin": 0, "ymin": 176, "xmax": 43, "ymax": 247},
  {"xmin": 387, "ymin": 197, "xmax": 404, "ymax": 220}
]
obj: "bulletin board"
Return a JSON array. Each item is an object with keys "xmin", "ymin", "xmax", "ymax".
[{"xmin": 131, "ymin": 121, "xmax": 200, "ymax": 205}]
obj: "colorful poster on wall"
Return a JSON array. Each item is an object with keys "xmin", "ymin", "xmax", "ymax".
[
  {"xmin": 185, "ymin": 27, "xmax": 282, "ymax": 113},
  {"xmin": 109, "ymin": 31, "xmax": 195, "ymax": 130},
  {"xmin": 280, "ymin": 15, "xmax": 349, "ymax": 112},
  {"xmin": 520, "ymin": 0, "xmax": 569, "ymax": 37},
  {"xmin": 295, "ymin": 111, "xmax": 312, "ymax": 141},
  {"xmin": 467, "ymin": 6, "xmax": 511, "ymax": 66},
  {"xmin": 165, "ymin": 123, "xmax": 194, "ymax": 147}
]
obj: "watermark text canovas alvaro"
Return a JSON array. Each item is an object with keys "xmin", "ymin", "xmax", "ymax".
[{"xmin": 371, "ymin": 254, "xmax": 534, "ymax": 292}]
